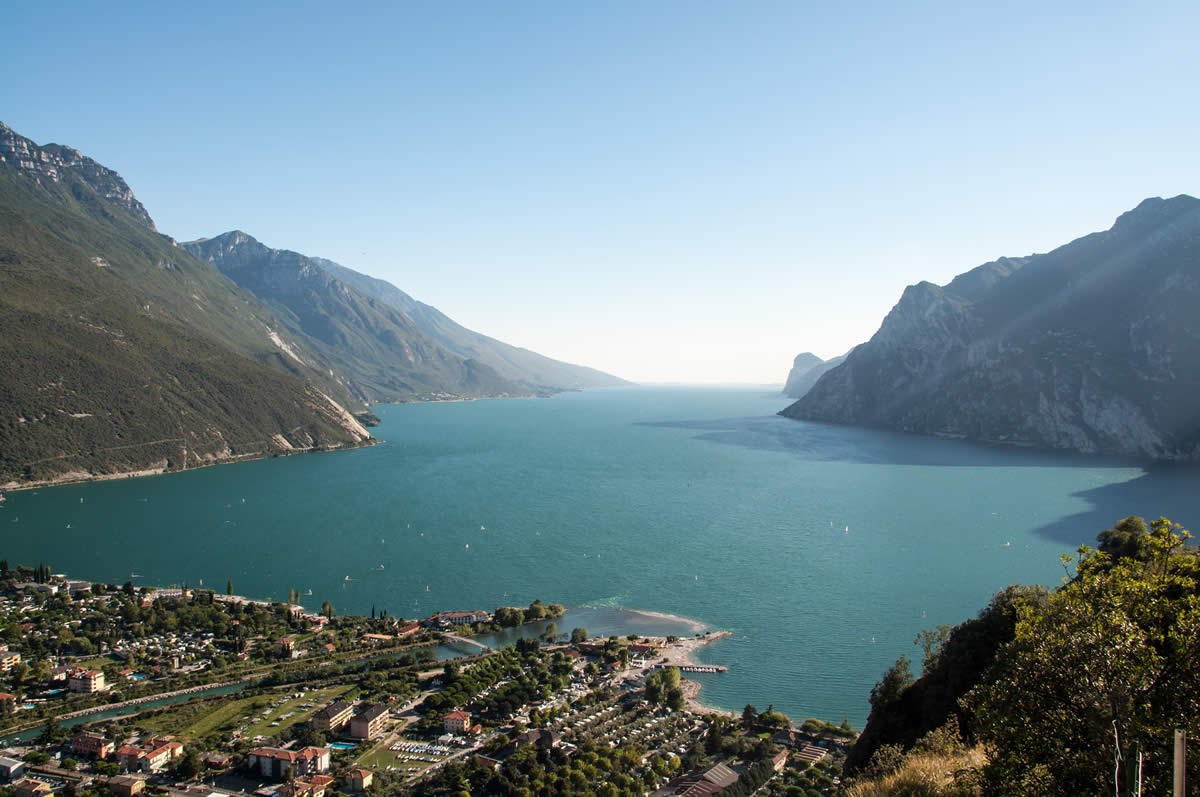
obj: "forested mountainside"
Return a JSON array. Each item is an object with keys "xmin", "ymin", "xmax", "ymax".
[
  {"xmin": 0, "ymin": 121, "xmax": 373, "ymax": 487},
  {"xmin": 782, "ymin": 195, "xmax": 1200, "ymax": 460}
]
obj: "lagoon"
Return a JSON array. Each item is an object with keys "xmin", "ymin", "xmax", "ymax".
[{"xmin": 3, "ymin": 387, "xmax": 1198, "ymax": 726}]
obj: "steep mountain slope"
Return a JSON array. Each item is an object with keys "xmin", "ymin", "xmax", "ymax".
[
  {"xmin": 182, "ymin": 232, "xmax": 527, "ymax": 403},
  {"xmin": 782, "ymin": 351, "xmax": 848, "ymax": 399},
  {"xmin": 781, "ymin": 196, "xmax": 1200, "ymax": 459},
  {"xmin": 313, "ymin": 258, "xmax": 629, "ymax": 392},
  {"xmin": 0, "ymin": 122, "xmax": 372, "ymax": 487}
]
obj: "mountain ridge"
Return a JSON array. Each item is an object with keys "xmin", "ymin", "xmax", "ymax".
[
  {"xmin": 181, "ymin": 231, "xmax": 626, "ymax": 404},
  {"xmin": 1, "ymin": 121, "xmax": 380, "ymax": 487},
  {"xmin": 781, "ymin": 195, "xmax": 1200, "ymax": 460},
  {"xmin": 311, "ymin": 256, "xmax": 629, "ymax": 393}
]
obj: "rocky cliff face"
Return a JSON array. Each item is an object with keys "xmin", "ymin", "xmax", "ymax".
[
  {"xmin": 782, "ymin": 351, "xmax": 848, "ymax": 399},
  {"xmin": 0, "ymin": 122, "xmax": 156, "ymax": 229},
  {"xmin": 782, "ymin": 196, "xmax": 1200, "ymax": 460}
]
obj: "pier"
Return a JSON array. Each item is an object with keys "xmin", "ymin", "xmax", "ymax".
[{"xmin": 656, "ymin": 663, "xmax": 727, "ymax": 673}]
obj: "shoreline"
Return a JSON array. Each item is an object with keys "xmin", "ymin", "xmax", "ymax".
[
  {"xmin": 621, "ymin": 607, "xmax": 709, "ymax": 634},
  {"xmin": 640, "ymin": 630, "xmax": 734, "ymax": 715},
  {"xmin": 0, "ymin": 438, "xmax": 378, "ymax": 493}
]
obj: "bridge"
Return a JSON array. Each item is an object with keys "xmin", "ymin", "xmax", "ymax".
[{"xmin": 441, "ymin": 633, "xmax": 494, "ymax": 652}]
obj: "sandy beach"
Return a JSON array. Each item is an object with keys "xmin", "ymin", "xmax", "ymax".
[{"xmin": 640, "ymin": 631, "xmax": 734, "ymax": 715}]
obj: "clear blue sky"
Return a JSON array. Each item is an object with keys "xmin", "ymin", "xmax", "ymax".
[{"xmin": 5, "ymin": 1, "xmax": 1198, "ymax": 383}]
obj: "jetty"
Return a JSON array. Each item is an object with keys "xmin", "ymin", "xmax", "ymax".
[{"xmin": 656, "ymin": 663, "xmax": 727, "ymax": 673}]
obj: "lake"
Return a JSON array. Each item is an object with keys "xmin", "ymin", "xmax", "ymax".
[{"xmin": 3, "ymin": 386, "xmax": 1198, "ymax": 726}]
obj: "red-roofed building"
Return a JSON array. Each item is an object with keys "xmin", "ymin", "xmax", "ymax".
[
  {"xmin": 69, "ymin": 668, "xmax": 106, "ymax": 693},
  {"xmin": 117, "ymin": 738, "xmax": 182, "ymax": 772},
  {"xmin": 72, "ymin": 730, "xmax": 115, "ymax": 759},
  {"xmin": 345, "ymin": 768, "xmax": 374, "ymax": 792},
  {"xmin": 247, "ymin": 746, "xmax": 331, "ymax": 780},
  {"xmin": 395, "ymin": 622, "xmax": 420, "ymax": 637},
  {"xmin": 443, "ymin": 710, "xmax": 471, "ymax": 733}
]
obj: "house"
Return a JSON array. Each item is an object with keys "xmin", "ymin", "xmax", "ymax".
[
  {"xmin": 116, "ymin": 738, "xmax": 183, "ymax": 772},
  {"xmin": 201, "ymin": 752, "xmax": 234, "ymax": 770},
  {"xmin": 656, "ymin": 762, "xmax": 740, "ymax": 796},
  {"xmin": 361, "ymin": 633, "xmax": 392, "ymax": 645},
  {"xmin": 12, "ymin": 778, "xmax": 51, "ymax": 797},
  {"xmin": 247, "ymin": 747, "xmax": 330, "ymax": 780},
  {"xmin": 0, "ymin": 649, "xmax": 19, "ymax": 673},
  {"xmin": 277, "ymin": 637, "xmax": 296, "ymax": 653},
  {"xmin": 278, "ymin": 774, "xmax": 334, "ymax": 797},
  {"xmin": 395, "ymin": 622, "xmax": 420, "ymax": 637},
  {"xmin": 344, "ymin": 768, "xmax": 374, "ymax": 792},
  {"xmin": 423, "ymin": 610, "xmax": 489, "ymax": 628},
  {"xmin": 107, "ymin": 776, "xmax": 146, "ymax": 797},
  {"xmin": 443, "ymin": 710, "xmax": 471, "ymax": 734},
  {"xmin": 0, "ymin": 757, "xmax": 25, "ymax": 782},
  {"xmin": 0, "ymin": 693, "xmax": 16, "ymax": 717},
  {"xmin": 312, "ymin": 700, "xmax": 353, "ymax": 733},
  {"xmin": 771, "ymin": 749, "xmax": 789, "ymax": 772},
  {"xmin": 71, "ymin": 730, "xmax": 115, "ymax": 759},
  {"xmin": 348, "ymin": 704, "xmax": 388, "ymax": 740},
  {"xmin": 68, "ymin": 668, "xmax": 106, "ymax": 693}
]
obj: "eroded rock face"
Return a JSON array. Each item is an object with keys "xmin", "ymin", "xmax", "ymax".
[
  {"xmin": 782, "ymin": 196, "xmax": 1200, "ymax": 460},
  {"xmin": 0, "ymin": 122, "xmax": 156, "ymax": 229}
]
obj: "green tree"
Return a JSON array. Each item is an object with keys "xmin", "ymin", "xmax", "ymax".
[
  {"xmin": 970, "ymin": 517, "xmax": 1200, "ymax": 796},
  {"xmin": 869, "ymin": 655, "xmax": 912, "ymax": 711},
  {"xmin": 227, "ymin": 578, "xmax": 233, "ymax": 595},
  {"xmin": 570, "ymin": 627, "xmax": 588, "ymax": 643},
  {"xmin": 172, "ymin": 749, "xmax": 202, "ymax": 781},
  {"xmin": 321, "ymin": 600, "xmax": 334, "ymax": 619},
  {"xmin": 742, "ymin": 703, "xmax": 759, "ymax": 729}
]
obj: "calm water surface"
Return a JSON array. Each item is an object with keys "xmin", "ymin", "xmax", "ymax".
[{"xmin": 4, "ymin": 387, "xmax": 1198, "ymax": 726}]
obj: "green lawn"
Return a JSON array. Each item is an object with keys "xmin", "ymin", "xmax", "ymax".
[{"xmin": 126, "ymin": 684, "xmax": 357, "ymax": 742}]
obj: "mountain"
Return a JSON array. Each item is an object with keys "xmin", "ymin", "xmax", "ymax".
[
  {"xmin": 0, "ymin": 121, "xmax": 373, "ymax": 488},
  {"xmin": 181, "ymin": 232, "xmax": 528, "ymax": 404},
  {"xmin": 312, "ymin": 258, "xmax": 628, "ymax": 393},
  {"xmin": 781, "ymin": 195, "xmax": 1200, "ymax": 460},
  {"xmin": 782, "ymin": 351, "xmax": 848, "ymax": 399}
]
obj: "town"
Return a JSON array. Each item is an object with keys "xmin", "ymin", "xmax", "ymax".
[{"xmin": 0, "ymin": 566, "xmax": 851, "ymax": 796}]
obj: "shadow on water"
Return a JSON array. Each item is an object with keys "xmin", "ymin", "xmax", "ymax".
[
  {"xmin": 637, "ymin": 415, "xmax": 1151, "ymax": 469},
  {"xmin": 639, "ymin": 415, "xmax": 1200, "ymax": 545},
  {"xmin": 1028, "ymin": 467, "xmax": 1200, "ymax": 545}
]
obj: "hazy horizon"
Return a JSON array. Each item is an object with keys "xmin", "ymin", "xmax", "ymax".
[{"xmin": 5, "ymin": 1, "xmax": 1197, "ymax": 383}]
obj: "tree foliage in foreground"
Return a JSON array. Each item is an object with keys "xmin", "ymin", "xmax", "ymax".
[{"xmin": 968, "ymin": 517, "xmax": 1199, "ymax": 796}]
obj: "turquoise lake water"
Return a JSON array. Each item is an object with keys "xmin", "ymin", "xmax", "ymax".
[{"xmin": 3, "ymin": 386, "xmax": 1198, "ymax": 727}]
